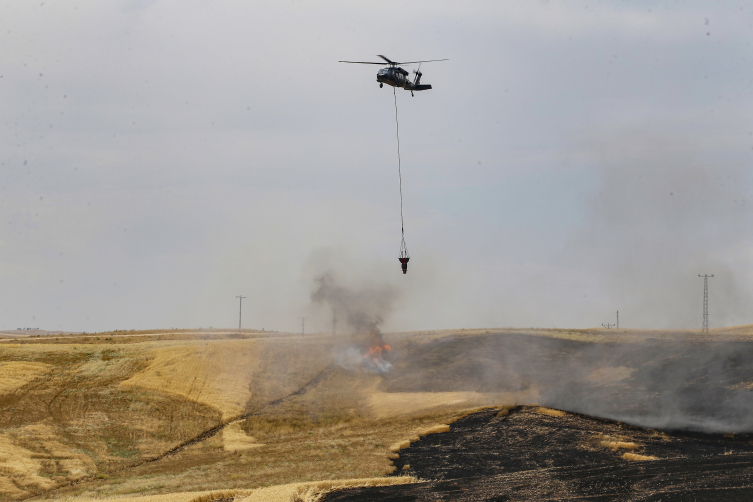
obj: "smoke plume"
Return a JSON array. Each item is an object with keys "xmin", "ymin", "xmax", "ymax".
[
  {"xmin": 310, "ymin": 271, "xmax": 398, "ymax": 372},
  {"xmin": 310, "ymin": 271, "xmax": 398, "ymax": 335},
  {"xmin": 381, "ymin": 329, "xmax": 753, "ymax": 433}
]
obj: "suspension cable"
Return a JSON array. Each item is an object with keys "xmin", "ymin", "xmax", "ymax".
[{"xmin": 393, "ymin": 87, "xmax": 408, "ymax": 258}]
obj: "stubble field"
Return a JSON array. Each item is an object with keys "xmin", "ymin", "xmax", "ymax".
[{"xmin": 0, "ymin": 330, "xmax": 508, "ymax": 501}]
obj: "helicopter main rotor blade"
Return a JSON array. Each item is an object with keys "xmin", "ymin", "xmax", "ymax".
[
  {"xmin": 340, "ymin": 57, "xmax": 449, "ymax": 65},
  {"xmin": 394, "ymin": 59, "xmax": 449, "ymax": 65}
]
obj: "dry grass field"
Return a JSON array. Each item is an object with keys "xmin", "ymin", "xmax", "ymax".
[
  {"xmin": 0, "ymin": 326, "xmax": 751, "ymax": 501},
  {"xmin": 0, "ymin": 330, "xmax": 515, "ymax": 501}
]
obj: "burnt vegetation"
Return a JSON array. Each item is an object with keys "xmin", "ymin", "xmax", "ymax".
[
  {"xmin": 326, "ymin": 406, "xmax": 753, "ymax": 501},
  {"xmin": 323, "ymin": 329, "xmax": 753, "ymax": 501}
]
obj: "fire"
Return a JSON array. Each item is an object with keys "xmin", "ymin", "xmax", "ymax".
[{"xmin": 362, "ymin": 330, "xmax": 392, "ymax": 372}]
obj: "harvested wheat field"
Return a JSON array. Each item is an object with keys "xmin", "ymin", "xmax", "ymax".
[{"xmin": 0, "ymin": 327, "xmax": 752, "ymax": 501}]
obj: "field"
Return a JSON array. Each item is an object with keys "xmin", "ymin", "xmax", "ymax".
[
  {"xmin": 0, "ymin": 326, "xmax": 751, "ymax": 501},
  {"xmin": 0, "ymin": 330, "xmax": 506, "ymax": 501},
  {"xmin": 326, "ymin": 406, "xmax": 753, "ymax": 501}
]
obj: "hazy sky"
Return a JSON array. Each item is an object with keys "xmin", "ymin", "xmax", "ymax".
[{"xmin": 1, "ymin": 0, "xmax": 752, "ymax": 332}]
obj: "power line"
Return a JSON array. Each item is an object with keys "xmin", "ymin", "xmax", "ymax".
[
  {"xmin": 699, "ymin": 274, "xmax": 713, "ymax": 333},
  {"xmin": 236, "ymin": 295, "xmax": 246, "ymax": 330},
  {"xmin": 602, "ymin": 311, "xmax": 618, "ymax": 329}
]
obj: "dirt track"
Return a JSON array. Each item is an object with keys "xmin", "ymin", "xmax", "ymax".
[{"xmin": 324, "ymin": 406, "xmax": 753, "ymax": 501}]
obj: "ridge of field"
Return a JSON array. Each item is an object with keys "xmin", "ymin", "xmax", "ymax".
[
  {"xmin": 0, "ymin": 326, "xmax": 751, "ymax": 501},
  {"xmin": 0, "ymin": 331, "xmax": 80, "ymax": 339}
]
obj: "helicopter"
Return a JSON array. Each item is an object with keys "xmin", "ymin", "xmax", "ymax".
[{"xmin": 339, "ymin": 55, "xmax": 448, "ymax": 96}]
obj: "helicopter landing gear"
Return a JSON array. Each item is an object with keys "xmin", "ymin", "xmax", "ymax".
[
  {"xmin": 411, "ymin": 91, "xmax": 414, "ymax": 97},
  {"xmin": 379, "ymin": 83, "xmax": 383, "ymax": 88}
]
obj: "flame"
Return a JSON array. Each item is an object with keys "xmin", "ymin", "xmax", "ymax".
[{"xmin": 362, "ymin": 330, "xmax": 391, "ymax": 372}]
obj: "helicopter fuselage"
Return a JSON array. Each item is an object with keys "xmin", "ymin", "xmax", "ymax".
[
  {"xmin": 377, "ymin": 67, "xmax": 432, "ymax": 92},
  {"xmin": 377, "ymin": 67, "xmax": 408, "ymax": 88}
]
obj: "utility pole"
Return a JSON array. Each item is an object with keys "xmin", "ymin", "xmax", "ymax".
[
  {"xmin": 332, "ymin": 314, "xmax": 337, "ymax": 337},
  {"xmin": 236, "ymin": 295, "xmax": 246, "ymax": 330},
  {"xmin": 699, "ymin": 274, "xmax": 713, "ymax": 333},
  {"xmin": 300, "ymin": 317, "xmax": 305, "ymax": 337},
  {"xmin": 616, "ymin": 311, "xmax": 619, "ymax": 330}
]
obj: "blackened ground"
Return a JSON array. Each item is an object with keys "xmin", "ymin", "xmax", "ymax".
[{"xmin": 324, "ymin": 406, "xmax": 753, "ymax": 501}]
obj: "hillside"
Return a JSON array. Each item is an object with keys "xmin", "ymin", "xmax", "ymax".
[{"xmin": 0, "ymin": 327, "xmax": 750, "ymax": 500}]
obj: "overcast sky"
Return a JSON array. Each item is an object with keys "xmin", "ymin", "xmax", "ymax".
[{"xmin": 1, "ymin": 0, "xmax": 752, "ymax": 332}]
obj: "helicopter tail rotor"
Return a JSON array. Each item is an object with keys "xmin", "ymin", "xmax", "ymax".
[
  {"xmin": 412, "ymin": 63, "xmax": 423, "ymax": 86},
  {"xmin": 411, "ymin": 63, "xmax": 431, "ymax": 90}
]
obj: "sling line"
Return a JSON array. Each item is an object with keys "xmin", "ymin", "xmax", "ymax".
[{"xmin": 393, "ymin": 87, "xmax": 409, "ymax": 264}]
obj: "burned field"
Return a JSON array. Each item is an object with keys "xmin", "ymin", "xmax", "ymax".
[
  {"xmin": 326, "ymin": 329, "xmax": 753, "ymax": 501},
  {"xmin": 325, "ymin": 406, "xmax": 753, "ymax": 501},
  {"xmin": 227, "ymin": 328, "xmax": 753, "ymax": 501}
]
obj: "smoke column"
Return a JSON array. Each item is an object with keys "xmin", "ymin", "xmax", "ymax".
[{"xmin": 310, "ymin": 271, "xmax": 398, "ymax": 372}]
